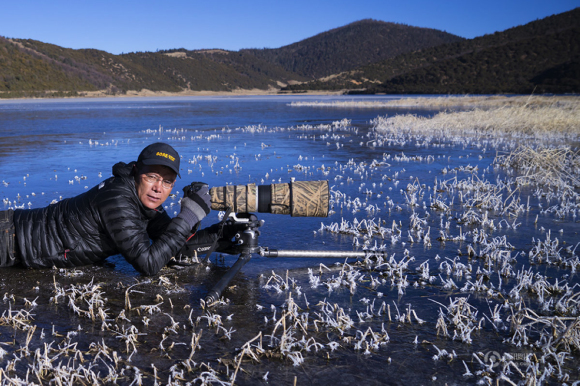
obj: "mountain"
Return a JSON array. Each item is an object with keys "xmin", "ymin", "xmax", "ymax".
[
  {"xmin": 0, "ymin": 38, "xmax": 308, "ymax": 98},
  {"xmin": 0, "ymin": 20, "xmax": 461, "ymax": 98},
  {"xmin": 284, "ymin": 8, "xmax": 580, "ymax": 94},
  {"xmin": 1, "ymin": 9, "xmax": 578, "ymax": 98},
  {"xmin": 242, "ymin": 19, "xmax": 464, "ymax": 79}
]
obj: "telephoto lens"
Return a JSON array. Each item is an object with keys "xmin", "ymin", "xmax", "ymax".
[{"xmin": 209, "ymin": 180, "xmax": 329, "ymax": 217}]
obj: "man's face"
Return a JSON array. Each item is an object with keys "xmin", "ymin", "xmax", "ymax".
[{"xmin": 135, "ymin": 164, "xmax": 177, "ymax": 210}]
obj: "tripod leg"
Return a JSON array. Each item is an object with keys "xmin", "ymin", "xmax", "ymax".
[{"xmin": 205, "ymin": 252, "xmax": 251, "ymax": 304}]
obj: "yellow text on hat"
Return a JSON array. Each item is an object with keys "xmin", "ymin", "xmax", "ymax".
[{"xmin": 156, "ymin": 152, "xmax": 175, "ymax": 162}]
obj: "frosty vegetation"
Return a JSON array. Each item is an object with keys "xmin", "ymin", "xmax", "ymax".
[{"xmin": 1, "ymin": 95, "xmax": 579, "ymax": 385}]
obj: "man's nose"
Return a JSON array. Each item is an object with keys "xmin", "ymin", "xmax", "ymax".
[{"xmin": 151, "ymin": 180, "xmax": 163, "ymax": 191}]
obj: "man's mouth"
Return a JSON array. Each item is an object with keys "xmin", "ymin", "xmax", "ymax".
[{"xmin": 147, "ymin": 195, "xmax": 160, "ymax": 202}]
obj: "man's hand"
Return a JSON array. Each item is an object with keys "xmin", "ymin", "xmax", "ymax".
[
  {"xmin": 183, "ymin": 182, "xmax": 209, "ymax": 198},
  {"xmin": 178, "ymin": 183, "xmax": 211, "ymax": 228}
]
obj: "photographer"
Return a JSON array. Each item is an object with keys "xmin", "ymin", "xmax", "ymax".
[{"xmin": 0, "ymin": 142, "xmax": 224, "ymax": 275}]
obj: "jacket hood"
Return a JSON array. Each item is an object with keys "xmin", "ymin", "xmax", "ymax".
[{"xmin": 112, "ymin": 161, "xmax": 136, "ymax": 179}]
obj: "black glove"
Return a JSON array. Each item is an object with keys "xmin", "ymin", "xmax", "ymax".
[{"xmin": 178, "ymin": 183, "xmax": 211, "ymax": 228}]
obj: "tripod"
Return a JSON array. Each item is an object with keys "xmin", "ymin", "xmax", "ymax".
[{"xmin": 204, "ymin": 212, "xmax": 388, "ymax": 304}]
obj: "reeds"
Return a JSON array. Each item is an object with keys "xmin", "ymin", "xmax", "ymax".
[
  {"xmin": 290, "ymin": 95, "xmax": 580, "ymax": 109},
  {"xmin": 372, "ymin": 98, "xmax": 580, "ymax": 140}
]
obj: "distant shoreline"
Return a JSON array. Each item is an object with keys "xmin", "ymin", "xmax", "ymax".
[
  {"xmin": 0, "ymin": 88, "xmax": 346, "ymax": 102},
  {"xmin": 2, "ymin": 91, "xmax": 578, "ymax": 106}
]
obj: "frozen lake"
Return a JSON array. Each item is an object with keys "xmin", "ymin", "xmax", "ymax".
[{"xmin": 0, "ymin": 95, "xmax": 578, "ymax": 385}]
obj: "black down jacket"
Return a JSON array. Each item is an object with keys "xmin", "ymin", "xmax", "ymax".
[{"xmin": 13, "ymin": 161, "xmax": 193, "ymax": 275}]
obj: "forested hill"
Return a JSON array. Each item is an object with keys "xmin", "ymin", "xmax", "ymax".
[
  {"xmin": 241, "ymin": 19, "xmax": 463, "ymax": 79},
  {"xmin": 0, "ymin": 19, "xmax": 462, "ymax": 98},
  {"xmin": 285, "ymin": 8, "xmax": 580, "ymax": 94},
  {"xmin": 0, "ymin": 38, "xmax": 309, "ymax": 98},
  {"xmin": 1, "ymin": 9, "xmax": 578, "ymax": 98}
]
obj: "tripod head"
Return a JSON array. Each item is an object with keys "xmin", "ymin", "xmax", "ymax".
[{"xmin": 221, "ymin": 212, "xmax": 264, "ymax": 256}]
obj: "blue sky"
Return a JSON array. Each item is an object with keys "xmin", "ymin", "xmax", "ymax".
[{"xmin": 2, "ymin": 0, "xmax": 578, "ymax": 55}]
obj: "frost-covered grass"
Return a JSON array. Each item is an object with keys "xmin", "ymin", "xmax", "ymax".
[
  {"xmin": 373, "ymin": 102, "xmax": 580, "ymax": 140},
  {"xmin": 291, "ymin": 95, "xmax": 580, "ymax": 139},
  {"xmin": 495, "ymin": 145, "xmax": 580, "ymax": 188},
  {"xmin": 290, "ymin": 95, "xmax": 580, "ymax": 109}
]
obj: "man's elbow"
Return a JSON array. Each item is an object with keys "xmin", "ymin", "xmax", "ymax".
[
  {"xmin": 130, "ymin": 256, "xmax": 164, "ymax": 276},
  {"xmin": 139, "ymin": 268, "xmax": 158, "ymax": 276}
]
